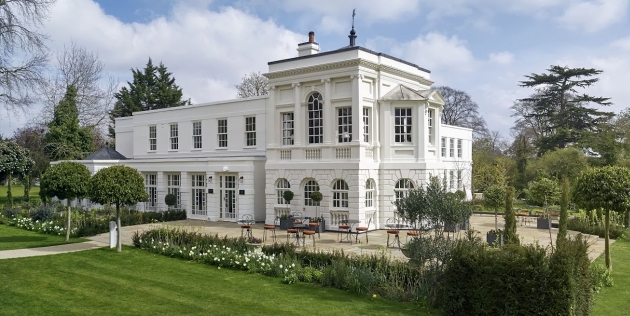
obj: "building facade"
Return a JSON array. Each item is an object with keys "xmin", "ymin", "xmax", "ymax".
[{"xmin": 83, "ymin": 31, "xmax": 473, "ymax": 230}]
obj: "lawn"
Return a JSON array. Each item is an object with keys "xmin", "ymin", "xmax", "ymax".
[
  {"xmin": 0, "ymin": 247, "xmax": 438, "ymax": 316},
  {"xmin": 592, "ymin": 239, "xmax": 630, "ymax": 316},
  {"xmin": 0, "ymin": 185, "xmax": 40, "ymax": 206},
  {"xmin": 0, "ymin": 225, "xmax": 87, "ymax": 251}
]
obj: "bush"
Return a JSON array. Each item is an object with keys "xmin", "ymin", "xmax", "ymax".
[
  {"xmin": 442, "ymin": 235, "xmax": 594, "ymax": 316},
  {"xmin": 567, "ymin": 210, "xmax": 627, "ymax": 240},
  {"xmin": 2, "ymin": 207, "xmax": 23, "ymax": 219},
  {"xmin": 30, "ymin": 204, "xmax": 57, "ymax": 222},
  {"xmin": 590, "ymin": 264, "xmax": 614, "ymax": 293}
]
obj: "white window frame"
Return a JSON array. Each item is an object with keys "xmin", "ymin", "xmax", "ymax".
[
  {"xmin": 304, "ymin": 179, "xmax": 320, "ymax": 206},
  {"xmin": 308, "ymin": 93, "xmax": 323, "ymax": 144},
  {"xmin": 394, "ymin": 178, "xmax": 415, "ymax": 205},
  {"xmin": 428, "ymin": 109, "xmax": 435, "ymax": 145},
  {"xmin": 449, "ymin": 138, "xmax": 455, "ymax": 158},
  {"xmin": 337, "ymin": 107, "xmax": 352, "ymax": 143},
  {"xmin": 245, "ymin": 116, "xmax": 256, "ymax": 147},
  {"xmin": 332, "ymin": 180, "xmax": 349, "ymax": 208},
  {"xmin": 144, "ymin": 173, "xmax": 157, "ymax": 211},
  {"xmin": 457, "ymin": 139, "xmax": 463, "ymax": 158},
  {"xmin": 170, "ymin": 123, "xmax": 178, "ymax": 150},
  {"xmin": 365, "ymin": 179, "xmax": 375, "ymax": 208},
  {"xmin": 441, "ymin": 137, "xmax": 447, "ymax": 157},
  {"xmin": 149, "ymin": 125, "xmax": 156, "ymax": 151},
  {"xmin": 457, "ymin": 170, "xmax": 463, "ymax": 190},
  {"xmin": 191, "ymin": 174, "xmax": 206, "ymax": 216},
  {"xmin": 218, "ymin": 119, "xmax": 227, "ymax": 148},
  {"xmin": 394, "ymin": 108, "xmax": 412, "ymax": 143},
  {"xmin": 167, "ymin": 174, "xmax": 181, "ymax": 209},
  {"xmin": 282, "ymin": 112, "xmax": 294, "ymax": 146},
  {"xmin": 363, "ymin": 107, "xmax": 370, "ymax": 143},
  {"xmin": 276, "ymin": 178, "xmax": 290, "ymax": 205},
  {"xmin": 449, "ymin": 170, "xmax": 455, "ymax": 190},
  {"xmin": 192, "ymin": 121, "xmax": 202, "ymax": 149}
]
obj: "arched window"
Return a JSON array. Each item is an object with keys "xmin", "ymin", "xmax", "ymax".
[
  {"xmin": 308, "ymin": 93, "xmax": 323, "ymax": 144},
  {"xmin": 365, "ymin": 179, "xmax": 375, "ymax": 208},
  {"xmin": 304, "ymin": 179, "xmax": 320, "ymax": 206},
  {"xmin": 332, "ymin": 180, "xmax": 349, "ymax": 208},
  {"xmin": 394, "ymin": 179, "xmax": 415, "ymax": 204},
  {"xmin": 276, "ymin": 179, "xmax": 290, "ymax": 205}
]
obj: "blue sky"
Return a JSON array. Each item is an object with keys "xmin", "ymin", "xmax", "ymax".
[{"xmin": 2, "ymin": 0, "xmax": 630, "ymax": 141}]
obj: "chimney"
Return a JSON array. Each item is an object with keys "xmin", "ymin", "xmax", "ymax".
[{"xmin": 297, "ymin": 31, "xmax": 320, "ymax": 57}]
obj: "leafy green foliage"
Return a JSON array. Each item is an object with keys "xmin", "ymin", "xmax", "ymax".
[
  {"xmin": 483, "ymin": 185, "xmax": 505, "ymax": 211},
  {"xmin": 503, "ymin": 186, "xmax": 519, "ymax": 244},
  {"xmin": 40, "ymin": 161, "xmax": 91, "ymax": 201},
  {"xmin": 525, "ymin": 147, "xmax": 588, "ymax": 183},
  {"xmin": 109, "ymin": 58, "xmax": 190, "ymax": 139},
  {"xmin": 558, "ymin": 177, "xmax": 570, "ymax": 239},
  {"xmin": 0, "ymin": 141, "xmax": 33, "ymax": 207},
  {"xmin": 518, "ymin": 66, "xmax": 613, "ymax": 154},
  {"xmin": 472, "ymin": 153, "xmax": 507, "ymax": 193},
  {"xmin": 44, "ymin": 85, "xmax": 94, "ymax": 160},
  {"xmin": 282, "ymin": 190, "xmax": 294, "ymax": 203},
  {"xmin": 526, "ymin": 177, "xmax": 560, "ymax": 207},
  {"xmin": 164, "ymin": 193, "xmax": 177, "ymax": 207},
  {"xmin": 88, "ymin": 165, "xmax": 148, "ymax": 208},
  {"xmin": 310, "ymin": 191, "xmax": 323, "ymax": 203}
]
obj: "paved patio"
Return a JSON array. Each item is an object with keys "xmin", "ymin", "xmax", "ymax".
[{"xmin": 87, "ymin": 214, "xmax": 610, "ymax": 261}]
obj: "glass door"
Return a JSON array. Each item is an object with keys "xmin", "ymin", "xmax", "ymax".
[{"xmin": 219, "ymin": 174, "xmax": 237, "ymax": 220}]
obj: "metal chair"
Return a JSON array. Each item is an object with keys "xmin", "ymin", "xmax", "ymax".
[
  {"xmin": 354, "ymin": 217, "xmax": 372, "ymax": 244},
  {"xmin": 386, "ymin": 218, "xmax": 401, "ymax": 248},
  {"xmin": 263, "ymin": 217, "xmax": 277, "ymax": 242},
  {"xmin": 239, "ymin": 214, "xmax": 254, "ymax": 239},
  {"xmin": 302, "ymin": 229, "xmax": 317, "ymax": 247},
  {"xmin": 338, "ymin": 218, "xmax": 352, "ymax": 243}
]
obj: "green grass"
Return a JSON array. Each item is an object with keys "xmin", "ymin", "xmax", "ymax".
[
  {"xmin": 0, "ymin": 225, "xmax": 87, "ymax": 251},
  {"xmin": 592, "ymin": 239, "xmax": 630, "ymax": 316},
  {"xmin": 0, "ymin": 247, "xmax": 439, "ymax": 316},
  {"xmin": 0, "ymin": 185, "xmax": 40, "ymax": 206}
]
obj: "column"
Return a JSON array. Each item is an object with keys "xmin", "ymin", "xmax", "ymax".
[
  {"xmin": 180, "ymin": 172, "xmax": 190, "ymax": 218},
  {"xmin": 322, "ymin": 78, "xmax": 332, "ymax": 144},
  {"xmin": 380, "ymin": 101, "xmax": 391, "ymax": 161},
  {"xmin": 292, "ymin": 83, "xmax": 302, "ymax": 146},
  {"xmin": 157, "ymin": 171, "xmax": 165, "ymax": 210},
  {"xmin": 351, "ymin": 74, "xmax": 363, "ymax": 144},
  {"xmin": 417, "ymin": 104, "xmax": 427, "ymax": 161},
  {"xmin": 267, "ymin": 85, "xmax": 276, "ymax": 147}
]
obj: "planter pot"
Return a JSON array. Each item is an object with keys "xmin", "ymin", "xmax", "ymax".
[
  {"xmin": 487, "ymin": 232, "xmax": 504, "ymax": 246},
  {"xmin": 537, "ymin": 218, "xmax": 551, "ymax": 229},
  {"xmin": 245, "ymin": 243, "xmax": 262, "ymax": 252},
  {"xmin": 279, "ymin": 219, "xmax": 292, "ymax": 230},
  {"xmin": 444, "ymin": 222, "xmax": 460, "ymax": 233},
  {"xmin": 460, "ymin": 218, "xmax": 470, "ymax": 230}
]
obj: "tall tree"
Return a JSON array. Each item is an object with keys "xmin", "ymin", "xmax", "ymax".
[
  {"xmin": 518, "ymin": 66, "xmax": 613, "ymax": 154},
  {"xmin": 39, "ymin": 41, "xmax": 116, "ymax": 135},
  {"xmin": 503, "ymin": 186, "xmax": 519, "ymax": 244},
  {"xmin": 109, "ymin": 58, "xmax": 190, "ymax": 139},
  {"xmin": 44, "ymin": 85, "xmax": 94, "ymax": 160},
  {"xmin": 12, "ymin": 125, "xmax": 49, "ymax": 179},
  {"xmin": 0, "ymin": 140, "xmax": 33, "ymax": 207},
  {"xmin": 235, "ymin": 71, "xmax": 268, "ymax": 98},
  {"xmin": 436, "ymin": 86, "xmax": 489, "ymax": 138},
  {"xmin": 0, "ymin": 0, "xmax": 52, "ymax": 114}
]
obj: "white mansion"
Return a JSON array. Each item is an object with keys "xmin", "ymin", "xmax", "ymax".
[{"xmin": 83, "ymin": 31, "xmax": 472, "ymax": 230}]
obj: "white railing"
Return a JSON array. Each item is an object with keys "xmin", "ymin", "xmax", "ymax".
[
  {"xmin": 280, "ymin": 150, "xmax": 292, "ymax": 160},
  {"xmin": 364, "ymin": 210, "xmax": 376, "ymax": 228},
  {"xmin": 330, "ymin": 211, "xmax": 349, "ymax": 226},
  {"xmin": 275, "ymin": 207, "xmax": 290, "ymax": 219},
  {"xmin": 335, "ymin": 147, "xmax": 351, "ymax": 159},
  {"xmin": 305, "ymin": 148, "xmax": 321, "ymax": 160},
  {"xmin": 365, "ymin": 147, "xmax": 373, "ymax": 158}
]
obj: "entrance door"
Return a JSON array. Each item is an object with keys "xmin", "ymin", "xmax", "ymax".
[{"xmin": 219, "ymin": 174, "xmax": 237, "ymax": 220}]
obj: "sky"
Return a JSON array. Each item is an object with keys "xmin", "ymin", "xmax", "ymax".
[{"xmin": 2, "ymin": 0, "xmax": 630, "ymax": 141}]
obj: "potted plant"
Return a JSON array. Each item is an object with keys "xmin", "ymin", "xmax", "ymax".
[
  {"xmin": 165, "ymin": 193, "xmax": 177, "ymax": 210},
  {"xmin": 536, "ymin": 213, "xmax": 551, "ymax": 229},
  {"xmin": 487, "ymin": 229, "xmax": 504, "ymax": 246},
  {"xmin": 278, "ymin": 214, "xmax": 293, "ymax": 230},
  {"xmin": 308, "ymin": 215, "xmax": 325, "ymax": 233},
  {"xmin": 310, "ymin": 191, "xmax": 323, "ymax": 217},
  {"xmin": 245, "ymin": 236, "xmax": 263, "ymax": 251}
]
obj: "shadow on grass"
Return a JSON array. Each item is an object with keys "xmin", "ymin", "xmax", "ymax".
[{"xmin": 0, "ymin": 236, "xmax": 47, "ymax": 243}]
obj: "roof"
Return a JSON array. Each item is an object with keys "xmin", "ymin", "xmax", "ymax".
[
  {"xmin": 267, "ymin": 46, "xmax": 431, "ymax": 73},
  {"xmin": 380, "ymin": 84, "xmax": 441, "ymax": 102},
  {"xmin": 83, "ymin": 145, "xmax": 127, "ymax": 161}
]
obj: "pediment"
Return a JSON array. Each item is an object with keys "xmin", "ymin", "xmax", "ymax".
[{"xmin": 380, "ymin": 84, "xmax": 428, "ymax": 101}]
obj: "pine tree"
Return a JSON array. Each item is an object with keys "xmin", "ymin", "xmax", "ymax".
[
  {"xmin": 519, "ymin": 66, "xmax": 613, "ymax": 154},
  {"xmin": 109, "ymin": 58, "xmax": 190, "ymax": 139},
  {"xmin": 44, "ymin": 85, "xmax": 94, "ymax": 160}
]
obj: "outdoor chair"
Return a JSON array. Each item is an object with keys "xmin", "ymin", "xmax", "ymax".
[
  {"xmin": 405, "ymin": 230, "xmax": 420, "ymax": 243},
  {"xmin": 338, "ymin": 219, "xmax": 352, "ymax": 243},
  {"xmin": 308, "ymin": 221, "xmax": 321, "ymax": 239},
  {"xmin": 354, "ymin": 217, "xmax": 372, "ymax": 244},
  {"xmin": 239, "ymin": 214, "xmax": 254, "ymax": 239},
  {"xmin": 286, "ymin": 228, "xmax": 300, "ymax": 244},
  {"xmin": 302, "ymin": 229, "xmax": 316, "ymax": 247},
  {"xmin": 387, "ymin": 229, "xmax": 400, "ymax": 248},
  {"xmin": 263, "ymin": 218, "xmax": 277, "ymax": 242}
]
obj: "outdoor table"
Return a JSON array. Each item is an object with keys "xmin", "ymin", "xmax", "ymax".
[
  {"xmin": 291, "ymin": 223, "xmax": 310, "ymax": 246},
  {"xmin": 339, "ymin": 220, "xmax": 359, "ymax": 244}
]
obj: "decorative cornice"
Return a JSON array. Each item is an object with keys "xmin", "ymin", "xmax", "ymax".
[
  {"xmin": 264, "ymin": 58, "xmax": 433, "ymax": 86},
  {"xmin": 291, "ymin": 82, "xmax": 301, "ymax": 88},
  {"xmin": 321, "ymin": 78, "xmax": 331, "ymax": 83}
]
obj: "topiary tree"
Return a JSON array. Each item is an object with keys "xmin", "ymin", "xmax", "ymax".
[
  {"xmin": 40, "ymin": 161, "xmax": 91, "ymax": 242},
  {"xmin": 283, "ymin": 190, "xmax": 294, "ymax": 205},
  {"xmin": 0, "ymin": 141, "xmax": 34, "ymax": 207},
  {"xmin": 310, "ymin": 191, "xmax": 323, "ymax": 218},
  {"xmin": 484, "ymin": 185, "xmax": 506, "ymax": 231},
  {"xmin": 527, "ymin": 177, "xmax": 560, "ymax": 249},
  {"xmin": 89, "ymin": 165, "xmax": 148, "ymax": 252},
  {"xmin": 573, "ymin": 166, "xmax": 630, "ymax": 271},
  {"xmin": 503, "ymin": 186, "xmax": 519, "ymax": 244},
  {"xmin": 558, "ymin": 177, "xmax": 570, "ymax": 240},
  {"xmin": 164, "ymin": 194, "xmax": 177, "ymax": 209}
]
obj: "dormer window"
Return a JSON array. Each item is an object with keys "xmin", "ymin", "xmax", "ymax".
[{"xmin": 308, "ymin": 92, "xmax": 323, "ymax": 144}]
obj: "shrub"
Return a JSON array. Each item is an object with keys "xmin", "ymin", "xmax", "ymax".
[
  {"xmin": 164, "ymin": 194, "xmax": 177, "ymax": 208},
  {"xmin": 590, "ymin": 264, "xmax": 614, "ymax": 293},
  {"xmin": 3, "ymin": 207, "xmax": 23, "ymax": 219},
  {"xmin": 30, "ymin": 204, "xmax": 57, "ymax": 222}
]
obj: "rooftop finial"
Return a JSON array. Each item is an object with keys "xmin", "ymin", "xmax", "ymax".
[{"xmin": 349, "ymin": 9, "xmax": 357, "ymax": 46}]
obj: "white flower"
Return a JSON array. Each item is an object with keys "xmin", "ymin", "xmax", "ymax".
[
  {"xmin": 291, "ymin": 263, "xmax": 295, "ymax": 268},
  {"xmin": 284, "ymin": 269, "xmax": 288, "ymax": 273},
  {"xmin": 279, "ymin": 264, "xmax": 283, "ymax": 269}
]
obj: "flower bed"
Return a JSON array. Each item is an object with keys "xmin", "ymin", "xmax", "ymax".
[{"xmin": 8, "ymin": 217, "xmax": 78, "ymax": 236}]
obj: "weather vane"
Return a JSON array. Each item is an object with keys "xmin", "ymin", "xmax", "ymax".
[{"xmin": 352, "ymin": 9, "xmax": 356, "ymax": 29}]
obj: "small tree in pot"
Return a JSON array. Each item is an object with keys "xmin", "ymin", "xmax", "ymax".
[
  {"xmin": 484, "ymin": 185, "xmax": 506, "ymax": 246},
  {"xmin": 278, "ymin": 190, "xmax": 294, "ymax": 230},
  {"xmin": 165, "ymin": 193, "xmax": 177, "ymax": 209},
  {"xmin": 309, "ymin": 191, "xmax": 324, "ymax": 232}
]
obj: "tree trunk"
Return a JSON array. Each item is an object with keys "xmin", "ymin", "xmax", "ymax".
[
  {"xmin": 23, "ymin": 175, "xmax": 30, "ymax": 202},
  {"xmin": 116, "ymin": 202, "xmax": 122, "ymax": 253},
  {"xmin": 7, "ymin": 174, "xmax": 12, "ymax": 207},
  {"xmin": 495, "ymin": 208, "xmax": 498, "ymax": 231},
  {"xmin": 605, "ymin": 208, "xmax": 611, "ymax": 271},
  {"xmin": 66, "ymin": 199, "xmax": 72, "ymax": 242},
  {"xmin": 546, "ymin": 202, "xmax": 553, "ymax": 252}
]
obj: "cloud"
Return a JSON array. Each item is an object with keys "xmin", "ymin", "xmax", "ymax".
[
  {"xmin": 558, "ymin": 0, "xmax": 628, "ymax": 32},
  {"xmin": 611, "ymin": 35, "xmax": 630, "ymax": 51},
  {"xmin": 488, "ymin": 52, "xmax": 514, "ymax": 65}
]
